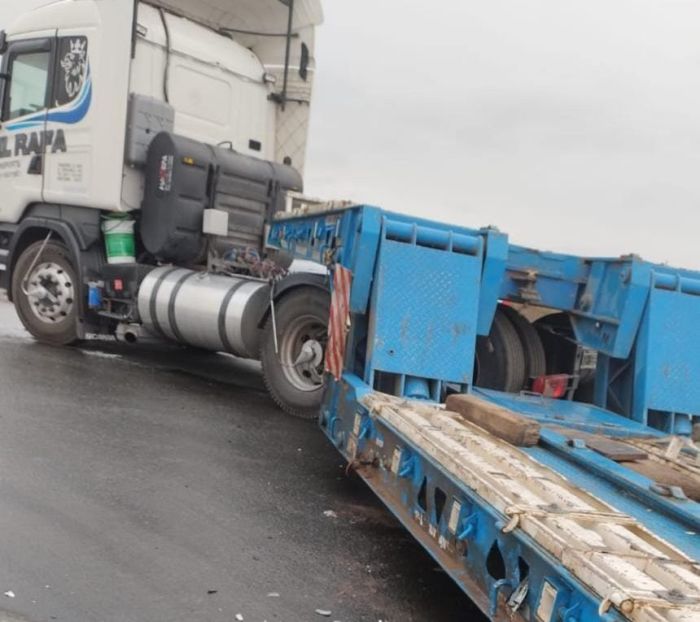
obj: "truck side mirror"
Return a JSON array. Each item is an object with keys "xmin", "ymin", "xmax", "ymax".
[{"xmin": 0, "ymin": 31, "xmax": 7, "ymax": 55}]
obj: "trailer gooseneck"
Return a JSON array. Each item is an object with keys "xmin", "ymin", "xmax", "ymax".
[{"xmin": 268, "ymin": 205, "xmax": 700, "ymax": 622}]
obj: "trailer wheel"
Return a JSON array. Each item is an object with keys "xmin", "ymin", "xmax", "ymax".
[
  {"xmin": 474, "ymin": 308, "xmax": 526, "ymax": 393},
  {"xmin": 11, "ymin": 240, "xmax": 80, "ymax": 345},
  {"xmin": 499, "ymin": 305, "xmax": 546, "ymax": 385},
  {"xmin": 260, "ymin": 287, "xmax": 330, "ymax": 420}
]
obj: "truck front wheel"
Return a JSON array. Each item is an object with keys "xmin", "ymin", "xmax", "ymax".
[
  {"xmin": 11, "ymin": 240, "xmax": 80, "ymax": 345},
  {"xmin": 261, "ymin": 287, "xmax": 330, "ymax": 419}
]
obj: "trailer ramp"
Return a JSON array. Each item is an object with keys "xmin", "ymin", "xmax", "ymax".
[{"xmin": 362, "ymin": 393, "xmax": 700, "ymax": 622}]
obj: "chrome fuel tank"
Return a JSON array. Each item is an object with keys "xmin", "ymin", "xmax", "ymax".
[{"xmin": 138, "ymin": 267, "xmax": 269, "ymax": 359}]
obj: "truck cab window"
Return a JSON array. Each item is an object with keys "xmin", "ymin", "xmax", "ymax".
[{"xmin": 6, "ymin": 50, "xmax": 50, "ymax": 120}]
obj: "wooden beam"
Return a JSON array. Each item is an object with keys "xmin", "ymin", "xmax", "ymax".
[{"xmin": 445, "ymin": 394, "xmax": 541, "ymax": 447}]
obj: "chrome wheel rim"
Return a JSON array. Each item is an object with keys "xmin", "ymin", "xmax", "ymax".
[{"xmin": 25, "ymin": 262, "xmax": 74, "ymax": 324}]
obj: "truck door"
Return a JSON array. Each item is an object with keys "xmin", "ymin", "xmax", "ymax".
[
  {"xmin": 0, "ymin": 37, "xmax": 53, "ymax": 224},
  {"xmin": 42, "ymin": 34, "xmax": 92, "ymax": 207}
]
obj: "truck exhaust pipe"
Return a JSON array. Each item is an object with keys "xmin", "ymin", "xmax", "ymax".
[{"xmin": 115, "ymin": 323, "xmax": 146, "ymax": 345}]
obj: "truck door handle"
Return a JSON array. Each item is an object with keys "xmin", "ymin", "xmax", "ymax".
[{"xmin": 27, "ymin": 155, "xmax": 43, "ymax": 175}]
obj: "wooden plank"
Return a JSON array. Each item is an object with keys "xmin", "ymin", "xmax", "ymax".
[
  {"xmin": 585, "ymin": 437, "xmax": 648, "ymax": 462},
  {"xmin": 548, "ymin": 426, "xmax": 649, "ymax": 462},
  {"xmin": 445, "ymin": 394, "xmax": 541, "ymax": 447}
]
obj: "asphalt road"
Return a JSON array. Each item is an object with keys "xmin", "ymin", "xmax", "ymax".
[{"xmin": 0, "ymin": 300, "xmax": 485, "ymax": 622}]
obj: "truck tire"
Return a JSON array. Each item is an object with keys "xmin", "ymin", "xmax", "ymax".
[
  {"xmin": 11, "ymin": 240, "xmax": 80, "ymax": 346},
  {"xmin": 499, "ymin": 305, "xmax": 547, "ymax": 384},
  {"xmin": 474, "ymin": 308, "xmax": 526, "ymax": 393},
  {"xmin": 260, "ymin": 287, "xmax": 330, "ymax": 419}
]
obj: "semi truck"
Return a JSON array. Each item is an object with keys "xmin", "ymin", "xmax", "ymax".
[
  {"xmin": 0, "ymin": 0, "xmax": 331, "ymax": 418},
  {"xmin": 1, "ymin": 2, "xmax": 699, "ymax": 621}
]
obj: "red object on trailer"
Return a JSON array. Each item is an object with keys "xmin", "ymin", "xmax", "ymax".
[{"xmin": 532, "ymin": 374, "xmax": 569, "ymax": 398}]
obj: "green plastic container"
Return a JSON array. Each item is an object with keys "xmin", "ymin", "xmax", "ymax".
[{"xmin": 102, "ymin": 215, "xmax": 136, "ymax": 264}]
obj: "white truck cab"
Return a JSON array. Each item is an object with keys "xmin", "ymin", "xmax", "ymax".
[
  {"xmin": 0, "ymin": 0, "xmax": 328, "ymax": 419},
  {"xmin": 0, "ymin": 0, "xmax": 320, "ymax": 222}
]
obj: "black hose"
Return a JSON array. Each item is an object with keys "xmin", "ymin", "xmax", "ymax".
[
  {"xmin": 220, "ymin": 27, "xmax": 298, "ymax": 38},
  {"xmin": 159, "ymin": 8, "xmax": 171, "ymax": 103}
]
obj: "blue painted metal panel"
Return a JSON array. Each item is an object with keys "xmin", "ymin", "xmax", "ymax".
[
  {"xmin": 477, "ymin": 228, "xmax": 509, "ymax": 336},
  {"xmin": 502, "ymin": 249, "xmax": 653, "ymax": 360},
  {"xmin": 569, "ymin": 260, "xmax": 652, "ymax": 359},
  {"xmin": 501, "ymin": 245, "xmax": 590, "ymax": 311},
  {"xmin": 267, "ymin": 209, "xmax": 345, "ymax": 264},
  {"xmin": 368, "ymin": 225, "xmax": 483, "ymax": 386},
  {"xmin": 633, "ymin": 282, "xmax": 700, "ymax": 432},
  {"xmin": 474, "ymin": 388, "xmax": 663, "ymax": 438},
  {"xmin": 346, "ymin": 208, "xmax": 383, "ymax": 314}
]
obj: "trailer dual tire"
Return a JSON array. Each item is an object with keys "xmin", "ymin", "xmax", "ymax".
[
  {"xmin": 474, "ymin": 308, "xmax": 527, "ymax": 393},
  {"xmin": 11, "ymin": 240, "xmax": 80, "ymax": 346},
  {"xmin": 499, "ymin": 305, "xmax": 547, "ymax": 384},
  {"xmin": 260, "ymin": 287, "xmax": 330, "ymax": 420}
]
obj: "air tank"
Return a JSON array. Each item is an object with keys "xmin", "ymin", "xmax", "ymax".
[{"xmin": 138, "ymin": 266, "xmax": 270, "ymax": 359}]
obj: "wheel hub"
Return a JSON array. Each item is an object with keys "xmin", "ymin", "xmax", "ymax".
[
  {"xmin": 280, "ymin": 315, "xmax": 327, "ymax": 392},
  {"xmin": 294, "ymin": 339, "xmax": 324, "ymax": 367},
  {"xmin": 25, "ymin": 262, "xmax": 74, "ymax": 324}
]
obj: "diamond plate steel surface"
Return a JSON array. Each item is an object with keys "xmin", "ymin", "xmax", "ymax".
[
  {"xmin": 369, "ymin": 238, "xmax": 481, "ymax": 384},
  {"xmin": 636, "ymin": 287, "xmax": 700, "ymax": 418}
]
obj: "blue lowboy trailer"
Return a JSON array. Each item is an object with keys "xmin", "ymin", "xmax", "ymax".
[{"xmin": 268, "ymin": 205, "xmax": 700, "ymax": 622}]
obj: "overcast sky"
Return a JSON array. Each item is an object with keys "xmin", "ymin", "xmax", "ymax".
[
  {"xmin": 305, "ymin": 0, "xmax": 700, "ymax": 269},
  {"xmin": 3, "ymin": 1, "xmax": 700, "ymax": 268}
]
